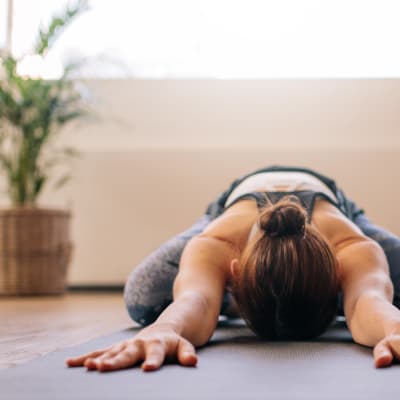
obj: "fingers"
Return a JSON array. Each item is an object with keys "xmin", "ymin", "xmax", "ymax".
[
  {"xmin": 142, "ymin": 340, "xmax": 166, "ymax": 371},
  {"xmin": 176, "ymin": 338, "xmax": 198, "ymax": 367},
  {"xmin": 83, "ymin": 345, "xmax": 123, "ymax": 370},
  {"xmin": 97, "ymin": 339, "xmax": 168, "ymax": 372},
  {"xmin": 96, "ymin": 345, "xmax": 144, "ymax": 371},
  {"xmin": 65, "ymin": 330, "xmax": 198, "ymax": 373},
  {"xmin": 65, "ymin": 348, "xmax": 109, "ymax": 367},
  {"xmin": 374, "ymin": 339, "xmax": 394, "ymax": 368},
  {"xmin": 374, "ymin": 335, "xmax": 400, "ymax": 368}
]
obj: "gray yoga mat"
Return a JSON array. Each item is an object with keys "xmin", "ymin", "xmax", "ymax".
[{"xmin": 1, "ymin": 318, "xmax": 399, "ymax": 400}]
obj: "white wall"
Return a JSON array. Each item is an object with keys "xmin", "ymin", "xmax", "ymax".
[
  {"xmin": 57, "ymin": 79, "xmax": 400, "ymax": 150},
  {"xmin": 2, "ymin": 79, "xmax": 399, "ymax": 285}
]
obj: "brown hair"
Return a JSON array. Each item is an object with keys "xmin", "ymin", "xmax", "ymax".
[{"xmin": 231, "ymin": 196, "xmax": 339, "ymax": 340}]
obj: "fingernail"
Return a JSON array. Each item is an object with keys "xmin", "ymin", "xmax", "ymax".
[
  {"xmin": 183, "ymin": 352, "xmax": 195, "ymax": 359},
  {"xmin": 142, "ymin": 363, "xmax": 156, "ymax": 371}
]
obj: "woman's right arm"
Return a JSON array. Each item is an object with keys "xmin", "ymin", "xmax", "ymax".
[{"xmin": 66, "ymin": 233, "xmax": 239, "ymax": 372}]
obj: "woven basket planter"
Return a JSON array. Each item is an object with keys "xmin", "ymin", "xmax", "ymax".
[{"xmin": 0, "ymin": 207, "xmax": 73, "ymax": 295}]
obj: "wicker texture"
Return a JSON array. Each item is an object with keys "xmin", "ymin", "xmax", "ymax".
[{"xmin": 0, "ymin": 208, "xmax": 73, "ymax": 295}]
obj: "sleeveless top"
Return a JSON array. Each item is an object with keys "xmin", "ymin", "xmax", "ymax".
[
  {"xmin": 223, "ymin": 171, "xmax": 345, "ymax": 222},
  {"xmin": 205, "ymin": 165, "xmax": 364, "ymax": 223}
]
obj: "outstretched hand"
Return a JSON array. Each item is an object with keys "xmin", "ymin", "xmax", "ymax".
[
  {"xmin": 65, "ymin": 323, "xmax": 198, "ymax": 372},
  {"xmin": 373, "ymin": 334, "xmax": 400, "ymax": 368}
]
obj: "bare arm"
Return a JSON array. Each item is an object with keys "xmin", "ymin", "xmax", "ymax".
[
  {"xmin": 338, "ymin": 238, "xmax": 400, "ymax": 367},
  {"xmin": 313, "ymin": 201, "xmax": 400, "ymax": 367},
  {"xmin": 167, "ymin": 234, "xmax": 237, "ymax": 345},
  {"xmin": 165, "ymin": 204, "xmax": 253, "ymax": 345},
  {"xmin": 66, "ymin": 212, "xmax": 243, "ymax": 372}
]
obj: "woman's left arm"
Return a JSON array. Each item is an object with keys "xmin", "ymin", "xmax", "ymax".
[{"xmin": 338, "ymin": 238, "xmax": 400, "ymax": 367}]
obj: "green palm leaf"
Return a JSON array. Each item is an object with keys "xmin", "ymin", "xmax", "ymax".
[{"xmin": 0, "ymin": 1, "xmax": 88, "ymax": 207}]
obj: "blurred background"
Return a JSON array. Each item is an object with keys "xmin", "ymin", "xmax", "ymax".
[{"xmin": 0, "ymin": 0, "xmax": 399, "ymax": 289}]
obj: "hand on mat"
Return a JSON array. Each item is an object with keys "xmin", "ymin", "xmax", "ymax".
[
  {"xmin": 65, "ymin": 323, "xmax": 198, "ymax": 372},
  {"xmin": 373, "ymin": 334, "xmax": 400, "ymax": 368}
]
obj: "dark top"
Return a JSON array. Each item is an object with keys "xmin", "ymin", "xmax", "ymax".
[
  {"xmin": 205, "ymin": 165, "xmax": 364, "ymax": 222},
  {"xmin": 225, "ymin": 190, "xmax": 344, "ymax": 223}
]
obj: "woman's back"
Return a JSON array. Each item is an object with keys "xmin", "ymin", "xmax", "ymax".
[{"xmin": 199, "ymin": 175, "xmax": 368, "ymax": 277}]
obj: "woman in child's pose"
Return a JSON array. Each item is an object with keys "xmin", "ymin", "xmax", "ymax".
[{"xmin": 67, "ymin": 166, "xmax": 400, "ymax": 371}]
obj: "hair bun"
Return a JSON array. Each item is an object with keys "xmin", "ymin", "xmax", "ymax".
[{"xmin": 259, "ymin": 197, "xmax": 307, "ymax": 238}]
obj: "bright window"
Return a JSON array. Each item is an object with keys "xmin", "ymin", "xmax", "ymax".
[
  {"xmin": 4, "ymin": 0, "xmax": 400, "ymax": 78},
  {"xmin": 0, "ymin": 0, "xmax": 8, "ymax": 51}
]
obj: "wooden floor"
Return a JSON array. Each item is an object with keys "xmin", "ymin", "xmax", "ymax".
[{"xmin": 0, "ymin": 292, "xmax": 135, "ymax": 370}]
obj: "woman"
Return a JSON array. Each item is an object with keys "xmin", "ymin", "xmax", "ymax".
[{"xmin": 66, "ymin": 165, "xmax": 400, "ymax": 371}]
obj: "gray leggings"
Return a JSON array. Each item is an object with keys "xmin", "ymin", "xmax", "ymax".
[{"xmin": 124, "ymin": 212, "xmax": 400, "ymax": 326}]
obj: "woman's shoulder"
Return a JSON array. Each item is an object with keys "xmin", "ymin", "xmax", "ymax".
[
  {"xmin": 198, "ymin": 200, "xmax": 259, "ymax": 252},
  {"xmin": 312, "ymin": 199, "xmax": 369, "ymax": 253}
]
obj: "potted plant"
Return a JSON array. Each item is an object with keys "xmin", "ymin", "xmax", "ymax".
[{"xmin": 0, "ymin": 1, "xmax": 88, "ymax": 294}]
